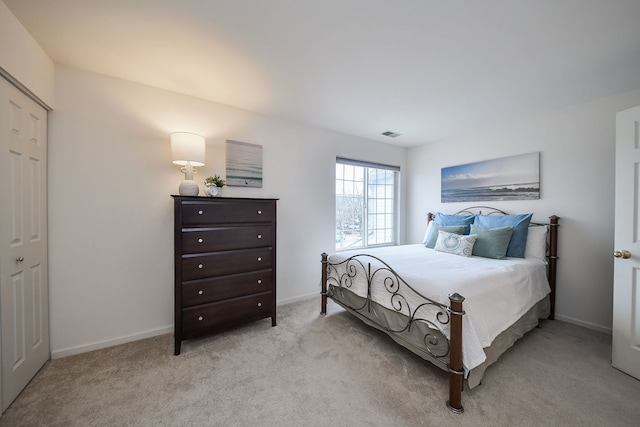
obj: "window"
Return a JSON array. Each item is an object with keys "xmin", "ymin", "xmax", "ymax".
[{"xmin": 335, "ymin": 158, "xmax": 399, "ymax": 250}]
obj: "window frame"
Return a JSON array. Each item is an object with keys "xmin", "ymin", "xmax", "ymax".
[{"xmin": 335, "ymin": 157, "xmax": 400, "ymax": 251}]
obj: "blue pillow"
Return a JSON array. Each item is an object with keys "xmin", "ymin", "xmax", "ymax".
[
  {"xmin": 424, "ymin": 224, "xmax": 467, "ymax": 249},
  {"xmin": 434, "ymin": 212, "xmax": 475, "ymax": 234},
  {"xmin": 470, "ymin": 224, "xmax": 513, "ymax": 259},
  {"xmin": 473, "ymin": 213, "xmax": 533, "ymax": 258}
]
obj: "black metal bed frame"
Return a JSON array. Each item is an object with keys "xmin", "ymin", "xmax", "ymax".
[{"xmin": 320, "ymin": 207, "xmax": 559, "ymax": 413}]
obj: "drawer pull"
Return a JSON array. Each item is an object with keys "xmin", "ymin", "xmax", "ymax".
[
  {"xmin": 198, "ymin": 316, "xmax": 204, "ymax": 321},
  {"xmin": 257, "ymin": 210, "xmax": 262, "ymax": 215},
  {"xmin": 257, "ymin": 234, "xmax": 262, "ymax": 239},
  {"xmin": 198, "ymin": 290, "xmax": 204, "ymax": 295},
  {"xmin": 198, "ymin": 210, "xmax": 203, "ymax": 215},
  {"xmin": 257, "ymin": 279, "xmax": 262, "ymax": 284},
  {"xmin": 198, "ymin": 238, "xmax": 203, "ymax": 243},
  {"xmin": 257, "ymin": 257, "xmax": 262, "ymax": 262},
  {"xmin": 257, "ymin": 302, "xmax": 262, "ymax": 307},
  {"xmin": 198, "ymin": 264, "xmax": 203, "ymax": 269}
]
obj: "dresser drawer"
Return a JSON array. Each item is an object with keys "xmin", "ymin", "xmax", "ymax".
[
  {"xmin": 182, "ymin": 270, "xmax": 273, "ymax": 307},
  {"xmin": 181, "ymin": 225, "xmax": 273, "ymax": 254},
  {"xmin": 182, "ymin": 292, "xmax": 273, "ymax": 334},
  {"xmin": 181, "ymin": 200, "xmax": 275, "ymax": 225},
  {"xmin": 182, "ymin": 247, "xmax": 273, "ymax": 281}
]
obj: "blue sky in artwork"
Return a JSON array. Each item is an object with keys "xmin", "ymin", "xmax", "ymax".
[{"xmin": 441, "ymin": 153, "xmax": 539, "ymax": 191}]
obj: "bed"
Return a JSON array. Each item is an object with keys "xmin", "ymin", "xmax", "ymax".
[{"xmin": 320, "ymin": 207, "xmax": 559, "ymax": 413}]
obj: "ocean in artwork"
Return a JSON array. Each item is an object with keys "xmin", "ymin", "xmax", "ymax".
[
  {"xmin": 441, "ymin": 182, "xmax": 540, "ymax": 202},
  {"xmin": 226, "ymin": 140, "xmax": 263, "ymax": 187},
  {"xmin": 441, "ymin": 153, "xmax": 539, "ymax": 203}
]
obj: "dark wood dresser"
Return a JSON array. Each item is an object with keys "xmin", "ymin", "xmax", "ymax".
[{"xmin": 172, "ymin": 196, "xmax": 277, "ymax": 355}]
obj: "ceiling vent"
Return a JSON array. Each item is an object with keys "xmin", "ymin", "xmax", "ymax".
[{"xmin": 381, "ymin": 131, "xmax": 402, "ymax": 138}]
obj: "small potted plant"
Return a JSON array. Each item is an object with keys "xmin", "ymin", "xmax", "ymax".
[{"xmin": 204, "ymin": 174, "xmax": 226, "ymax": 197}]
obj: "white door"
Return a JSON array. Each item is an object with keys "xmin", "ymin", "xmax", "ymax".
[
  {"xmin": 613, "ymin": 105, "xmax": 640, "ymax": 380},
  {"xmin": 0, "ymin": 77, "xmax": 49, "ymax": 412}
]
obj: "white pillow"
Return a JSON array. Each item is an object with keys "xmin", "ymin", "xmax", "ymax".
[
  {"xmin": 524, "ymin": 225, "xmax": 548, "ymax": 262},
  {"xmin": 422, "ymin": 220, "xmax": 433, "ymax": 244},
  {"xmin": 434, "ymin": 230, "xmax": 477, "ymax": 257}
]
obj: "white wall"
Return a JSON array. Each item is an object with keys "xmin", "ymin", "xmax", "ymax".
[
  {"xmin": 406, "ymin": 89, "xmax": 640, "ymax": 333},
  {"xmin": 0, "ymin": 1, "xmax": 54, "ymax": 107},
  {"xmin": 48, "ymin": 66, "xmax": 406, "ymax": 357}
]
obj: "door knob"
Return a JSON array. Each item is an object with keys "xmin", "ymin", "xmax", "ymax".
[
  {"xmin": 16, "ymin": 256, "xmax": 24, "ymax": 262},
  {"xmin": 613, "ymin": 250, "xmax": 631, "ymax": 259}
]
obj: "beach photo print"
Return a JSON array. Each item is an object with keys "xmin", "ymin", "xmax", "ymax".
[
  {"xmin": 441, "ymin": 152, "xmax": 540, "ymax": 203},
  {"xmin": 226, "ymin": 140, "xmax": 263, "ymax": 188}
]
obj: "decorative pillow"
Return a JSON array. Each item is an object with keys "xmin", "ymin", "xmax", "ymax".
[
  {"xmin": 470, "ymin": 225, "xmax": 514, "ymax": 259},
  {"xmin": 424, "ymin": 224, "xmax": 467, "ymax": 249},
  {"xmin": 422, "ymin": 220, "xmax": 434, "ymax": 244},
  {"xmin": 434, "ymin": 212, "xmax": 475, "ymax": 234},
  {"xmin": 473, "ymin": 213, "xmax": 533, "ymax": 258},
  {"xmin": 434, "ymin": 230, "xmax": 476, "ymax": 257},
  {"xmin": 525, "ymin": 225, "xmax": 548, "ymax": 262}
]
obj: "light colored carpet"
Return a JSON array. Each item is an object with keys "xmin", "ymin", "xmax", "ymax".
[{"xmin": 1, "ymin": 297, "xmax": 639, "ymax": 426}]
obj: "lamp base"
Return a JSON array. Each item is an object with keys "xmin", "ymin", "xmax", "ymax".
[{"xmin": 178, "ymin": 179, "xmax": 199, "ymax": 196}]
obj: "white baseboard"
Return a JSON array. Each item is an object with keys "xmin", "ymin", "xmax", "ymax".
[
  {"xmin": 277, "ymin": 292, "xmax": 317, "ymax": 306},
  {"xmin": 554, "ymin": 314, "xmax": 612, "ymax": 335},
  {"xmin": 50, "ymin": 294, "xmax": 320, "ymax": 360},
  {"xmin": 51, "ymin": 325, "xmax": 174, "ymax": 359}
]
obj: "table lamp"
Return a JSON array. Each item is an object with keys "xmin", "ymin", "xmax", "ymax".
[{"xmin": 171, "ymin": 132, "xmax": 205, "ymax": 196}]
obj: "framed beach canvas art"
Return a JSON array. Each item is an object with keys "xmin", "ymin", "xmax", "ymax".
[
  {"xmin": 226, "ymin": 140, "xmax": 263, "ymax": 187},
  {"xmin": 441, "ymin": 152, "xmax": 540, "ymax": 203}
]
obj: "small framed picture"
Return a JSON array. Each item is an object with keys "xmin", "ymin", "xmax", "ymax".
[{"xmin": 226, "ymin": 140, "xmax": 263, "ymax": 187}]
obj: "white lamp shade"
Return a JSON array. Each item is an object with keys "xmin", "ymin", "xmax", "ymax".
[{"xmin": 171, "ymin": 132, "xmax": 205, "ymax": 166}]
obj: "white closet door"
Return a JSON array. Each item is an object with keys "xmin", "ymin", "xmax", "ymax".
[{"xmin": 0, "ymin": 77, "xmax": 49, "ymax": 412}]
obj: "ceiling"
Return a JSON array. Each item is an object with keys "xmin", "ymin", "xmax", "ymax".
[{"xmin": 4, "ymin": 0, "xmax": 640, "ymax": 147}]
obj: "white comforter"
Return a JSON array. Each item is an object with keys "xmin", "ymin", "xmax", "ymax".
[{"xmin": 327, "ymin": 244, "xmax": 550, "ymax": 372}]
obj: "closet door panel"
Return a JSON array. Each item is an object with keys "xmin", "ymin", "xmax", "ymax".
[{"xmin": 0, "ymin": 78, "xmax": 49, "ymax": 412}]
